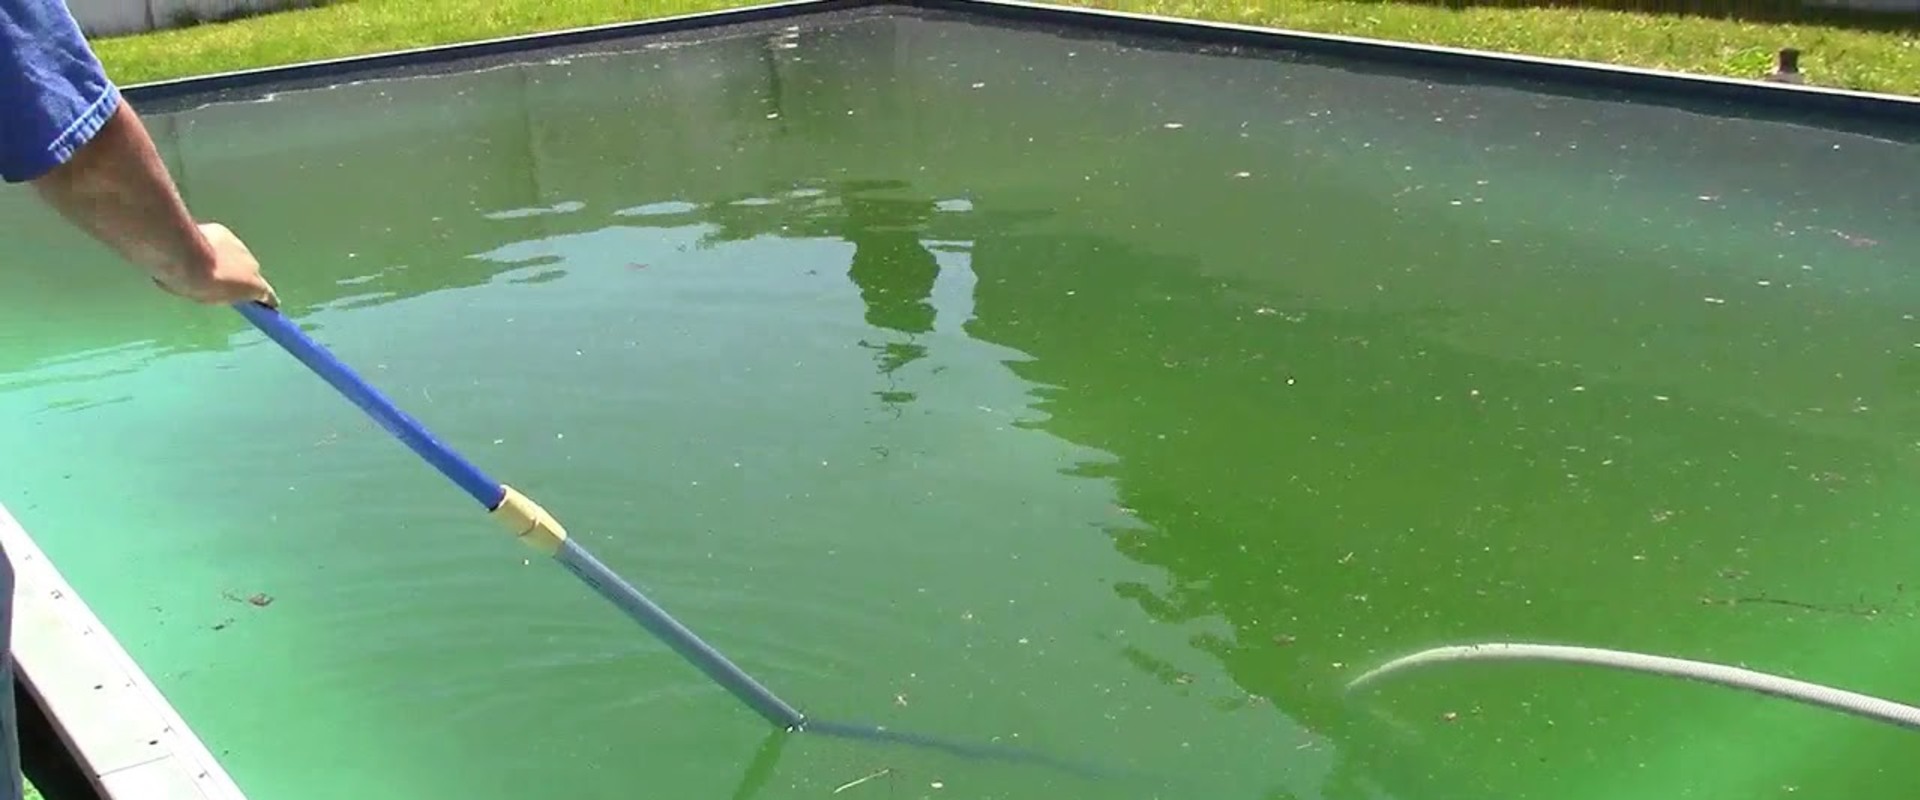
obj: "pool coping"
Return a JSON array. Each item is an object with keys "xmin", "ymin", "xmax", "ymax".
[
  {"xmin": 0, "ymin": 501, "xmax": 246, "ymax": 800},
  {"xmin": 938, "ymin": 0, "xmax": 1920, "ymax": 120},
  {"xmin": 115, "ymin": 0, "xmax": 1920, "ymax": 126}
]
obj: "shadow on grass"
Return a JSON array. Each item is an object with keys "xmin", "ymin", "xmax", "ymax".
[
  {"xmin": 160, "ymin": 0, "xmax": 341, "ymax": 31},
  {"xmin": 1379, "ymin": 0, "xmax": 1920, "ymax": 34}
]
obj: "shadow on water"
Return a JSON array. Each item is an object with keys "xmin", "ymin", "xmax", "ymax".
[{"xmin": 729, "ymin": 729, "xmax": 789, "ymax": 800}]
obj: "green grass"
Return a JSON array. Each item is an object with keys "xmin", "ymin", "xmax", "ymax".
[{"xmin": 89, "ymin": 0, "xmax": 1920, "ymax": 95}]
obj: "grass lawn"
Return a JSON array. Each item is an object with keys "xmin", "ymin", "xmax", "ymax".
[{"xmin": 90, "ymin": 0, "xmax": 1920, "ymax": 95}]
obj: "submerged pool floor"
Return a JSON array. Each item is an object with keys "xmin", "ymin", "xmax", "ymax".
[{"xmin": 2, "ymin": 6, "xmax": 1918, "ymax": 799}]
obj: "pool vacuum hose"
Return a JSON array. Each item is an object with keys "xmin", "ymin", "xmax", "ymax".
[
  {"xmin": 1347, "ymin": 641, "xmax": 1920, "ymax": 730},
  {"xmin": 232, "ymin": 301, "xmax": 1111, "ymax": 780}
]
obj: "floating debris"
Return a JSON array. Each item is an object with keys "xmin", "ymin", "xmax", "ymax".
[
  {"xmin": 832, "ymin": 768, "xmax": 892, "ymax": 794},
  {"xmin": 222, "ymin": 590, "xmax": 273, "ymax": 608}
]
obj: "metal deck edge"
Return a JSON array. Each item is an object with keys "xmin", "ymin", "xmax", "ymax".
[
  {"xmin": 0, "ymin": 502, "xmax": 246, "ymax": 800},
  {"xmin": 113, "ymin": 0, "xmax": 1920, "ymax": 125}
]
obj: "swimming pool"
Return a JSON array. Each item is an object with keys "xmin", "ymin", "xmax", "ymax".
[{"xmin": 2, "ymin": 3, "xmax": 1917, "ymax": 798}]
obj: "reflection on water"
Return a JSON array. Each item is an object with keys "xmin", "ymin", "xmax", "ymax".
[
  {"xmin": 1, "ymin": 7, "xmax": 1918, "ymax": 800},
  {"xmin": 650, "ymin": 178, "xmax": 968, "ymax": 410},
  {"xmin": 841, "ymin": 184, "xmax": 941, "ymax": 409}
]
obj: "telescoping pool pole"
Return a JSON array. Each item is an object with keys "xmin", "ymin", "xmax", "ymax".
[
  {"xmin": 230, "ymin": 300, "xmax": 1118, "ymax": 781},
  {"xmin": 231, "ymin": 300, "xmax": 806, "ymax": 729}
]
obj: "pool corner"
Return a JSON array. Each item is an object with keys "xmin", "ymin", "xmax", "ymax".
[{"xmin": 0, "ymin": 502, "xmax": 246, "ymax": 800}]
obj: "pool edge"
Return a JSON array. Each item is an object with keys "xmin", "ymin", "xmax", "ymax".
[
  {"xmin": 928, "ymin": 0, "xmax": 1920, "ymax": 120},
  {"xmin": 117, "ymin": 0, "xmax": 873, "ymax": 103},
  {"xmin": 0, "ymin": 502, "xmax": 246, "ymax": 800},
  {"xmin": 114, "ymin": 0, "xmax": 1920, "ymax": 125}
]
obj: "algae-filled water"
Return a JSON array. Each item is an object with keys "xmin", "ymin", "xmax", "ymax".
[{"xmin": 3, "ymin": 7, "xmax": 1919, "ymax": 799}]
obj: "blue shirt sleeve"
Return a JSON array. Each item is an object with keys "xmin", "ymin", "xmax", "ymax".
[{"xmin": 0, "ymin": 0, "xmax": 121, "ymax": 183}]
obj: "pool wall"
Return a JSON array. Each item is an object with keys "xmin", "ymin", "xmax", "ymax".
[
  {"xmin": 937, "ymin": 0, "xmax": 1920, "ymax": 122},
  {"xmin": 118, "ymin": 0, "xmax": 1920, "ymax": 130},
  {"xmin": 0, "ymin": 501, "xmax": 246, "ymax": 799}
]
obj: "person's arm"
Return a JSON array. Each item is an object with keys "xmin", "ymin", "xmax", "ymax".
[
  {"xmin": 1, "ymin": 0, "xmax": 276, "ymax": 306},
  {"xmin": 30, "ymin": 102, "xmax": 219, "ymax": 287}
]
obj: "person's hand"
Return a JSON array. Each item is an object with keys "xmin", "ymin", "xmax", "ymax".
[{"xmin": 152, "ymin": 222, "xmax": 280, "ymax": 308}]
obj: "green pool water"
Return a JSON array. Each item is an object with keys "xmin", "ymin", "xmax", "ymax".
[{"xmin": 3, "ymin": 7, "xmax": 1918, "ymax": 799}]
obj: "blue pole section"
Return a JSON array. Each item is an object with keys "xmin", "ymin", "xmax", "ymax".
[
  {"xmin": 231, "ymin": 302, "xmax": 1122, "ymax": 780},
  {"xmin": 234, "ymin": 301, "xmax": 505, "ymax": 509},
  {"xmin": 232, "ymin": 301, "xmax": 807, "ymax": 729}
]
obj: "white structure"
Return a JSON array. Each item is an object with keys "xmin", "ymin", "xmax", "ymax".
[
  {"xmin": 0, "ymin": 502, "xmax": 248, "ymax": 798},
  {"xmin": 66, "ymin": 0, "xmax": 314, "ymax": 37}
]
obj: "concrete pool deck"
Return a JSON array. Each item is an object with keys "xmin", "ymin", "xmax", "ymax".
[
  {"xmin": 6, "ymin": 0, "xmax": 1916, "ymax": 796},
  {"xmin": 0, "ymin": 502, "xmax": 245, "ymax": 800}
]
